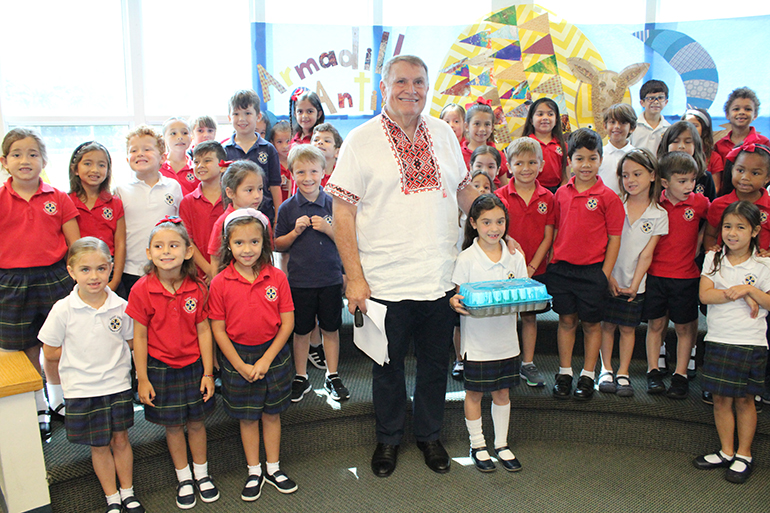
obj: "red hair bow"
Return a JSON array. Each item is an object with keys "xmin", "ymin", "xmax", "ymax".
[
  {"xmin": 219, "ymin": 160, "xmax": 233, "ymax": 168},
  {"xmin": 290, "ymin": 87, "xmax": 309, "ymax": 102},
  {"xmin": 156, "ymin": 215, "xmax": 183, "ymax": 227},
  {"xmin": 725, "ymin": 139, "xmax": 770, "ymax": 163},
  {"xmin": 465, "ymin": 97, "xmax": 492, "ymax": 110}
]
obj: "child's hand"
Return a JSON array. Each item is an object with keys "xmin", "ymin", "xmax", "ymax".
[
  {"xmin": 725, "ymin": 284, "xmax": 753, "ymax": 300},
  {"xmin": 281, "ymin": 175, "xmax": 291, "ymax": 192},
  {"xmin": 618, "ymin": 287, "xmax": 638, "ymax": 301},
  {"xmin": 253, "ymin": 357, "xmax": 272, "ymax": 380},
  {"xmin": 608, "ymin": 276, "xmax": 621, "ymax": 296},
  {"xmin": 450, "ymin": 294, "xmax": 469, "ymax": 315},
  {"xmin": 138, "ymin": 379, "xmax": 156, "ymax": 407},
  {"xmin": 745, "ymin": 296, "xmax": 760, "ymax": 318},
  {"xmin": 108, "ymin": 278, "xmax": 121, "ymax": 292},
  {"xmin": 310, "ymin": 215, "xmax": 332, "ymax": 235},
  {"xmin": 707, "ymin": 244, "xmax": 721, "ymax": 253},
  {"xmin": 759, "ymin": 248, "xmax": 770, "ymax": 258},
  {"xmin": 236, "ymin": 361, "xmax": 257, "ymax": 382},
  {"xmin": 294, "ymin": 216, "xmax": 311, "ymax": 234},
  {"xmin": 200, "ymin": 376, "xmax": 215, "ymax": 402}
]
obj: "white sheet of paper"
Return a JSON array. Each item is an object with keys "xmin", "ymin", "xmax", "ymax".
[{"xmin": 353, "ymin": 299, "xmax": 389, "ymax": 366}]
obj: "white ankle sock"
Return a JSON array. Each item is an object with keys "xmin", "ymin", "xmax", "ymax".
[
  {"xmin": 465, "ymin": 417, "xmax": 485, "ymax": 449},
  {"xmin": 266, "ymin": 461, "xmax": 281, "ymax": 476},
  {"xmin": 558, "ymin": 367, "xmax": 573, "ymax": 377},
  {"xmin": 491, "ymin": 402, "xmax": 510, "ymax": 449},
  {"xmin": 193, "ymin": 461, "xmax": 214, "ymax": 491},
  {"xmin": 248, "ymin": 464, "xmax": 262, "ymax": 476},
  {"xmin": 580, "ymin": 369, "xmax": 595, "ymax": 380},
  {"xmin": 175, "ymin": 465, "xmax": 194, "ymax": 496},
  {"xmin": 731, "ymin": 454, "xmax": 752, "ymax": 472},
  {"xmin": 522, "ymin": 361, "xmax": 533, "ymax": 367},
  {"xmin": 46, "ymin": 383, "xmax": 65, "ymax": 410},
  {"xmin": 118, "ymin": 487, "xmax": 134, "ymax": 501},
  {"xmin": 704, "ymin": 450, "xmax": 733, "ymax": 464},
  {"xmin": 35, "ymin": 390, "xmax": 48, "ymax": 413}
]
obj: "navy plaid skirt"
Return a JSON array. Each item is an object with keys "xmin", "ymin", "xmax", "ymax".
[
  {"xmin": 144, "ymin": 356, "xmax": 215, "ymax": 426},
  {"xmin": 0, "ymin": 261, "xmax": 73, "ymax": 351},
  {"xmin": 464, "ymin": 356, "xmax": 520, "ymax": 393},
  {"xmin": 702, "ymin": 342, "xmax": 767, "ymax": 398},
  {"xmin": 221, "ymin": 342, "xmax": 292, "ymax": 420},
  {"xmin": 65, "ymin": 389, "xmax": 134, "ymax": 446},
  {"xmin": 602, "ymin": 293, "xmax": 645, "ymax": 327}
]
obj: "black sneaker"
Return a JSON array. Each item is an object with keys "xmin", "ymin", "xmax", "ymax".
[
  {"xmin": 290, "ymin": 376, "xmax": 311, "ymax": 403},
  {"xmin": 552, "ymin": 374, "xmax": 572, "ymax": 399},
  {"xmin": 265, "ymin": 470, "xmax": 298, "ymax": 494},
  {"xmin": 241, "ymin": 474, "xmax": 263, "ymax": 501},
  {"xmin": 324, "ymin": 374, "xmax": 350, "ymax": 401},
  {"xmin": 308, "ymin": 344, "xmax": 327, "ymax": 370},
  {"xmin": 451, "ymin": 360, "xmax": 464, "ymax": 381},
  {"xmin": 646, "ymin": 369, "xmax": 666, "ymax": 394},
  {"xmin": 666, "ymin": 374, "xmax": 689, "ymax": 399}
]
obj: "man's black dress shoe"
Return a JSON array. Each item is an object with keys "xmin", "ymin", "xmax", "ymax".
[
  {"xmin": 371, "ymin": 443, "xmax": 399, "ymax": 478},
  {"xmin": 416, "ymin": 440, "xmax": 451, "ymax": 474}
]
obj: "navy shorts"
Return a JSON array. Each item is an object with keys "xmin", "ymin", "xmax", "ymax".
[
  {"xmin": 65, "ymin": 389, "xmax": 134, "ymax": 446},
  {"xmin": 643, "ymin": 275, "xmax": 699, "ymax": 324},
  {"xmin": 546, "ymin": 262, "xmax": 607, "ymax": 323},
  {"xmin": 603, "ymin": 293, "xmax": 645, "ymax": 327},
  {"xmin": 702, "ymin": 342, "xmax": 767, "ymax": 398},
  {"xmin": 221, "ymin": 342, "xmax": 292, "ymax": 420},
  {"xmin": 464, "ymin": 356, "xmax": 520, "ymax": 393},
  {"xmin": 0, "ymin": 261, "xmax": 73, "ymax": 351},
  {"xmin": 291, "ymin": 284, "xmax": 343, "ymax": 335},
  {"xmin": 144, "ymin": 356, "xmax": 215, "ymax": 426}
]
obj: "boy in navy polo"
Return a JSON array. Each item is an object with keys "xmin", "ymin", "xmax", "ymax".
[
  {"xmin": 644, "ymin": 152, "xmax": 709, "ymax": 399},
  {"xmin": 549, "ymin": 128, "xmax": 625, "ymax": 400},
  {"xmin": 223, "ymin": 89, "xmax": 283, "ymax": 225},
  {"xmin": 274, "ymin": 145, "xmax": 348, "ymax": 402}
]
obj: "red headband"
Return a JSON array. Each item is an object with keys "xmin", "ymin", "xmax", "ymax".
[
  {"xmin": 219, "ymin": 160, "xmax": 233, "ymax": 168},
  {"xmin": 465, "ymin": 98, "xmax": 492, "ymax": 110},
  {"xmin": 156, "ymin": 215, "xmax": 183, "ymax": 227},
  {"xmin": 290, "ymin": 87, "xmax": 309, "ymax": 102},
  {"xmin": 726, "ymin": 140, "xmax": 770, "ymax": 163}
]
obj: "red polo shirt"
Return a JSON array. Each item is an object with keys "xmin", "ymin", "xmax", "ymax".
[
  {"xmin": 648, "ymin": 191, "xmax": 710, "ymax": 279},
  {"xmin": 529, "ymin": 134, "xmax": 565, "ymax": 188},
  {"xmin": 460, "ymin": 140, "xmax": 509, "ymax": 183},
  {"xmin": 714, "ymin": 127, "xmax": 770, "ymax": 161},
  {"xmin": 495, "ymin": 180, "xmax": 554, "ymax": 276},
  {"xmin": 289, "ymin": 133, "xmax": 311, "ymax": 148},
  {"xmin": 207, "ymin": 205, "xmax": 235, "ymax": 257},
  {"xmin": 160, "ymin": 160, "xmax": 200, "ymax": 196},
  {"xmin": 707, "ymin": 189, "xmax": 770, "ymax": 249},
  {"xmin": 179, "ymin": 185, "xmax": 224, "ymax": 270},
  {"xmin": 126, "ymin": 274, "xmax": 207, "ymax": 368},
  {"xmin": 0, "ymin": 178, "xmax": 78, "ymax": 268},
  {"xmin": 69, "ymin": 192, "xmax": 124, "ymax": 255},
  {"xmin": 552, "ymin": 176, "xmax": 624, "ymax": 266},
  {"xmin": 208, "ymin": 262, "xmax": 294, "ymax": 346}
]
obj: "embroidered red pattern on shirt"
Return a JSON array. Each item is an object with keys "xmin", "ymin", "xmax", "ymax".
[
  {"xmin": 381, "ymin": 114, "xmax": 441, "ymax": 195},
  {"xmin": 326, "ymin": 183, "xmax": 361, "ymax": 205}
]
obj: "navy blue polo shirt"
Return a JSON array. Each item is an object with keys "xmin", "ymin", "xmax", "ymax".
[
  {"xmin": 223, "ymin": 132, "xmax": 282, "ymax": 220},
  {"xmin": 275, "ymin": 189, "xmax": 343, "ymax": 288}
]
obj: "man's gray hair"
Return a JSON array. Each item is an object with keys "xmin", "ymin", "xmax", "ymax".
[{"xmin": 381, "ymin": 55, "xmax": 429, "ymax": 84}]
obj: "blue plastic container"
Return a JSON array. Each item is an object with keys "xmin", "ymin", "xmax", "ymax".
[{"xmin": 458, "ymin": 278, "xmax": 552, "ymax": 317}]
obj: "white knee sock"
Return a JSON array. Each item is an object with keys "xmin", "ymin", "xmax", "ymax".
[
  {"xmin": 491, "ymin": 402, "xmax": 511, "ymax": 449},
  {"xmin": 465, "ymin": 417, "xmax": 485, "ymax": 449}
]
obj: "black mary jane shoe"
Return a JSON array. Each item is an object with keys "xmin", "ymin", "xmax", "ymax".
[
  {"xmin": 692, "ymin": 451, "xmax": 733, "ymax": 470},
  {"xmin": 725, "ymin": 456, "xmax": 753, "ymax": 484},
  {"xmin": 38, "ymin": 410, "xmax": 52, "ymax": 442},
  {"xmin": 573, "ymin": 375, "xmax": 595, "ymax": 400},
  {"xmin": 470, "ymin": 447, "xmax": 496, "ymax": 472},
  {"xmin": 49, "ymin": 402, "xmax": 66, "ymax": 422},
  {"xmin": 416, "ymin": 440, "xmax": 451, "ymax": 474},
  {"xmin": 371, "ymin": 443, "xmax": 399, "ymax": 478},
  {"xmin": 495, "ymin": 445, "xmax": 522, "ymax": 472},
  {"xmin": 121, "ymin": 495, "xmax": 146, "ymax": 513}
]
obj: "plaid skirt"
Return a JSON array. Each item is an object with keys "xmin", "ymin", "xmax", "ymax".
[
  {"xmin": 602, "ymin": 293, "xmax": 645, "ymax": 327},
  {"xmin": 221, "ymin": 342, "xmax": 293, "ymax": 420},
  {"xmin": 702, "ymin": 342, "xmax": 767, "ymax": 398},
  {"xmin": 464, "ymin": 356, "xmax": 520, "ymax": 393},
  {"xmin": 0, "ymin": 261, "xmax": 73, "ymax": 351},
  {"xmin": 65, "ymin": 389, "xmax": 134, "ymax": 446},
  {"xmin": 144, "ymin": 356, "xmax": 215, "ymax": 426}
]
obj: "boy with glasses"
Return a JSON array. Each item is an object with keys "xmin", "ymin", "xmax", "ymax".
[{"xmin": 631, "ymin": 80, "xmax": 670, "ymax": 154}]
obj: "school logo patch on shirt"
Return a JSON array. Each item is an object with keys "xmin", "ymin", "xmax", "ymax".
[
  {"xmin": 641, "ymin": 221, "xmax": 652, "ymax": 234},
  {"xmin": 683, "ymin": 208, "xmax": 695, "ymax": 221},
  {"xmin": 745, "ymin": 274, "xmax": 757, "ymax": 286},
  {"xmin": 695, "ymin": 184, "xmax": 705, "ymax": 195},
  {"xmin": 184, "ymin": 297, "xmax": 197, "ymax": 313},
  {"xmin": 43, "ymin": 201, "xmax": 58, "ymax": 215},
  {"xmin": 585, "ymin": 198, "xmax": 598, "ymax": 211},
  {"xmin": 507, "ymin": 271, "xmax": 516, "ymax": 279},
  {"xmin": 555, "ymin": 146, "xmax": 563, "ymax": 156},
  {"xmin": 258, "ymin": 152, "xmax": 268, "ymax": 165},
  {"xmin": 108, "ymin": 316, "xmax": 122, "ymax": 332},
  {"xmin": 761, "ymin": 211, "xmax": 768, "ymax": 225},
  {"xmin": 164, "ymin": 194, "xmax": 175, "ymax": 206},
  {"xmin": 265, "ymin": 285, "xmax": 278, "ymax": 301},
  {"xmin": 186, "ymin": 172, "xmax": 196, "ymax": 182},
  {"xmin": 537, "ymin": 201, "xmax": 548, "ymax": 214},
  {"xmin": 324, "ymin": 215, "xmax": 333, "ymax": 225},
  {"xmin": 102, "ymin": 207, "xmax": 113, "ymax": 220}
]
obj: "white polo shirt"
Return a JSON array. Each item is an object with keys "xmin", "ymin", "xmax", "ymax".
[
  {"xmin": 116, "ymin": 173, "xmax": 183, "ymax": 276},
  {"xmin": 630, "ymin": 115, "xmax": 670, "ymax": 155},
  {"xmin": 703, "ymin": 251, "xmax": 770, "ymax": 347},
  {"xmin": 599, "ymin": 141, "xmax": 634, "ymax": 196},
  {"xmin": 327, "ymin": 113, "xmax": 471, "ymax": 301},
  {"xmin": 38, "ymin": 286, "xmax": 134, "ymax": 398},
  {"xmin": 452, "ymin": 239, "xmax": 528, "ymax": 361},
  {"xmin": 612, "ymin": 202, "xmax": 668, "ymax": 293}
]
